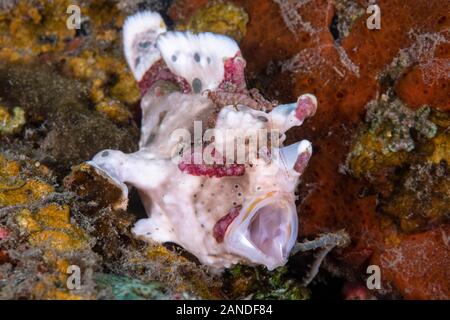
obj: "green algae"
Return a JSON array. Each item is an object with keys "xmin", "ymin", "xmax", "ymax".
[{"xmin": 0, "ymin": 106, "xmax": 25, "ymax": 135}]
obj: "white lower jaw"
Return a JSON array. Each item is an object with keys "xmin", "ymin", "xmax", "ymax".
[{"xmin": 224, "ymin": 192, "xmax": 298, "ymax": 270}]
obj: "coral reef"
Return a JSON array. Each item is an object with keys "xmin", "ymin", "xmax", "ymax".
[
  {"xmin": 223, "ymin": 265, "xmax": 310, "ymax": 300},
  {"xmin": 0, "ymin": 0, "xmax": 448, "ymax": 300},
  {"xmin": 0, "ymin": 106, "xmax": 25, "ymax": 135},
  {"xmin": 331, "ymin": 0, "xmax": 364, "ymax": 40},
  {"xmin": 0, "ymin": 0, "xmax": 141, "ymax": 125},
  {"xmin": 363, "ymin": 94, "xmax": 436, "ymax": 153},
  {"xmin": 177, "ymin": 2, "xmax": 249, "ymax": 42},
  {"xmin": 347, "ymin": 95, "xmax": 449, "ymax": 233},
  {"xmin": 0, "ymin": 1, "xmax": 224, "ymax": 300},
  {"xmin": 94, "ymin": 273, "xmax": 184, "ymax": 300},
  {"xmin": 0, "ymin": 151, "xmax": 223, "ymax": 299},
  {"xmin": 169, "ymin": 0, "xmax": 450, "ymax": 299},
  {"xmin": 0, "ymin": 62, "xmax": 139, "ymax": 173}
]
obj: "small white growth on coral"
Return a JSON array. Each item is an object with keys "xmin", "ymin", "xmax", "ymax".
[
  {"xmin": 157, "ymin": 31, "xmax": 240, "ymax": 92},
  {"xmin": 404, "ymin": 31, "xmax": 449, "ymax": 85},
  {"xmin": 282, "ymin": 44, "xmax": 360, "ymax": 78},
  {"xmin": 335, "ymin": 45, "xmax": 360, "ymax": 77},
  {"xmin": 123, "ymin": 11, "xmax": 167, "ymax": 81},
  {"xmin": 274, "ymin": 0, "xmax": 317, "ymax": 36},
  {"xmin": 282, "ymin": 47, "xmax": 327, "ymax": 74},
  {"xmin": 385, "ymin": 30, "xmax": 449, "ymax": 85},
  {"xmin": 404, "ymin": 30, "xmax": 448, "ymax": 64}
]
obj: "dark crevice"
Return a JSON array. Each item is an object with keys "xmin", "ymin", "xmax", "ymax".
[
  {"xmin": 329, "ymin": 13, "xmax": 340, "ymax": 41},
  {"xmin": 137, "ymin": 0, "xmax": 174, "ymax": 28}
]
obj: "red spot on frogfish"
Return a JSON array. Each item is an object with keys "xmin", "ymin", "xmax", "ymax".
[
  {"xmin": 138, "ymin": 59, "xmax": 191, "ymax": 96},
  {"xmin": 295, "ymin": 95, "xmax": 317, "ymax": 122},
  {"xmin": 213, "ymin": 206, "xmax": 242, "ymax": 243},
  {"xmin": 220, "ymin": 53, "xmax": 247, "ymax": 93},
  {"xmin": 178, "ymin": 149, "xmax": 245, "ymax": 178},
  {"xmin": 178, "ymin": 162, "xmax": 245, "ymax": 178}
]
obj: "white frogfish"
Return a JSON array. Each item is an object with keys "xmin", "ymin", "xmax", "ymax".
[{"xmin": 88, "ymin": 11, "xmax": 318, "ymax": 270}]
